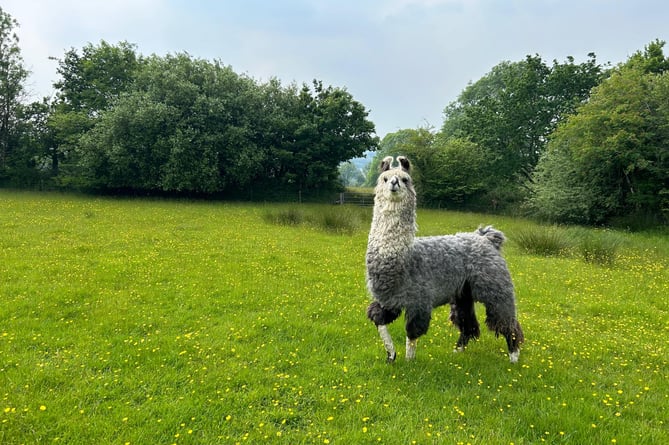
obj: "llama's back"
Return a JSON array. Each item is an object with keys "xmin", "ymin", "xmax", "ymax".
[
  {"xmin": 410, "ymin": 227, "xmax": 511, "ymax": 308},
  {"xmin": 409, "ymin": 235, "xmax": 471, "ymax": 307}
]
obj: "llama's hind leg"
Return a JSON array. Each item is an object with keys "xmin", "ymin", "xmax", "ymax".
[
  {"xmin": 483, "ymin": 304, "xmax": 524, "ymax": 363},
  {"xmin": 367, "ymin": 301, "xmax": 401, "ymax": 362},
  {"xmin": 503, "ymin": 319, "xmax": 524, "ymax": 363},
  {"xmin": 450, "ymin": 282, "xmax": 480, "ymax": 352}
]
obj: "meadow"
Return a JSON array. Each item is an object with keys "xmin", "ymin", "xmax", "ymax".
[{"xmin": 0, "ymin": 190, "xmax": 667, "ymax": 444}]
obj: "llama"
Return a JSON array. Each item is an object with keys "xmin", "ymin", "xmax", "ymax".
[{"xmin": 365, "ymin": 156, "xmax": 524, "ymax": 363}]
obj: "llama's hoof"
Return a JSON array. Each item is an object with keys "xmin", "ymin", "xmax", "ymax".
[
  {"xmin": 453, "ymin": 346, "xmax": 464, "ymax": 353},
  {"xmin": 386, "ymin": 351, "xmax": 397, "ymax": 363},
  {"xmin": 509, "ymin": 351, "xmax": 520, "ymax": 363}
]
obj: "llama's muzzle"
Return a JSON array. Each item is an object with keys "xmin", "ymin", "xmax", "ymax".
[{"xmin": 390, "ymin": 176, "xmax": 400, "ymax": 192}]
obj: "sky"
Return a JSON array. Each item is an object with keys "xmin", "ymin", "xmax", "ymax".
[{"xmin": 4, "ymin": 0, "xmax": 669, "ymax": 138}]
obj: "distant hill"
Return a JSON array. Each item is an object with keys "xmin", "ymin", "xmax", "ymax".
[{"xmin": 349, "ymin": 150, "xmax": 375, "ymax": 171}]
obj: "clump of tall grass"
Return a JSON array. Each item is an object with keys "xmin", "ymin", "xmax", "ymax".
[
  {"xmin": 263, "ymin": 205, "xmax": 368, "ymax": 235},
  {"xmin": 262, "ymin": 207, "xmax": 306, "ymax": 226},
  {"xmin": 314, "ymin": 207, "xmax": 365, "ymax": 235},
  {"xmin": 513, "ymin": 224, "xmax": 623, "ymax": 266},
  {"xmin": 513, "ymin": 225, "xmax": 572, "ymax": 256},
  {"xmin": 573, "ymin": 229, "xmax": 624, "ymax": 266}
]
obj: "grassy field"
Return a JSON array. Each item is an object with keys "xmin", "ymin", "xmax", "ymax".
[{"xmin": 0, "ymin": 190, "xmax": 667, "ymax": 444}]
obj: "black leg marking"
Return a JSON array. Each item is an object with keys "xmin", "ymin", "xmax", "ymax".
[
  {"xmin": 367, "ymin": 301, "xmax": 401, "ymax": 326},
  {"xmin": 405, "ymin": 307, "xmax": 431, "ymax": 341},
  {"xmin": 502, "ymin": 319, "xmax": 524, "ymax": 353}
]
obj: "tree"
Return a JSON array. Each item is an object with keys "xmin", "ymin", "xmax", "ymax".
[
  {"xmin": 49, "ymin": 40, "xmax": 141, "ymax": 183},
  {"xmin": 11, "ymin": 98, "xmax": 55, "ymax": 185},
  {"xmin": 529, "ymin": 41, "xmax": 669, "ymax": 224},
  {"xmin": 79, "ymin": 53, "xmax": 261, "ymax": 193},
  {"xmin": 338, "ymin": 161, "xmax": 365, "ymax": 187},
  {"xmin": 526, "ymin": 141, "xmax": 610, "ymax": 224},
  {"xmin": 422, "ymin": 136, "xmax": 488, "ymax": 207},
  {"xmin": 0, "ymin": 7, "xmax": 29, "ymax": 176},
  {"xmin": 273, "ymin": 80, "xmax": 378, "ymax": 191},
  {"xmin": 78, "ymin": 54, "xmax": 377, "ymax": 195},
  {"xmin": 441, "ymin": 53, "xmax": 605, "ymax": 189},
  {"xmin": 52, "ymin": 40, "xmax": 140, "ymax": 114},
  {"xmin": 364, "ymin": 129, "xmax": 417, "ymax": 186}
]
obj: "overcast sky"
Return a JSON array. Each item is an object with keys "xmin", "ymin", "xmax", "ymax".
[{"xmin": 4, "ymin": 0, "xmax": 669, "ymax": 137}]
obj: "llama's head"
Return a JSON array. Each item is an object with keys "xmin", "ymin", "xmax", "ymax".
[{"xmin": 374, "ymin": 156, "xmax": 415, "ymax": 205}]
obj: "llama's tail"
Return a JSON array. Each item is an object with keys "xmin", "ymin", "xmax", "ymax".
[{"xmin": 476, "ymin": 225, "xmax": 506, "ymax": 250}]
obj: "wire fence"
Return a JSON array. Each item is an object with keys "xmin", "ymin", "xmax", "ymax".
[{"xmin": 334, "ymin": 191, "xmax": 374, "ymax": 206}]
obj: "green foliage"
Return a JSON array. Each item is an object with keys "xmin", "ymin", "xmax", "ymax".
[
  {"xmin": 1, "ymin": 39, "xmax": 378, "ymax": 194},
  {"xmin": 1, "ymin": 192, "xmax": 668, "ymax": 444},
  {"xmin": 529, "ymin": 41, "xmax": 669, "ymax": 224},
  {"xmin": 71, "ymin": 51, "xmax": 377, "ymax": 194},
  {"xmin": 52, "ymin": 40, "xmax": 140, "ymax": 113},
  {"xmin": 626, "ymin": 39, "xmax": 669, "ymax": 74},
  {"xmin": 372, "ymin": 129, "xmax": 493, "ymax": 209},
  {"xmin": 442, "ymin": 54, "xmax": 604, "ymax": 188},
  {"xmin": 275, "ymin": 81, "xmax": 377, "ymax": 190},
  {"xmin": 351, "ymin": 52, "xmax": 607, "ymax": 212},
  {"xmin": 526, "ymin": 143, "xmax": 609, "ymax": 224},
  {"xmin": 419, "ymin": 136, "xmax": 489, "ymax": 207}
]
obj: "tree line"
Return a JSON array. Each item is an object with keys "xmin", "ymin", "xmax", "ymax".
[
  {"xmin": 2, "ymin": 6, "xmax": 668, "ymax": 225},
  {"xmin": 0, "ymin": 8, "xmax": 377, "ymax": 198},
  {"xmin": 365, "ymin": 41, "xmax": 669, "ymax": 226}
]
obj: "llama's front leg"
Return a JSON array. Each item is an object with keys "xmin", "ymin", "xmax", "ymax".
[
  {"xmin": 367, "ymin": 301, "xmax": 401, "ymax": 363},
  {"xmin": 377, "ymin": 325, "xmax": 396, "ymax": 362},
  {"xmin": 405, "ymin": 337, "xmax": 418, "ymax": 360},
  {"xmin": 405, "ymin": 307, "xmax": 431, "ymax": 361}
]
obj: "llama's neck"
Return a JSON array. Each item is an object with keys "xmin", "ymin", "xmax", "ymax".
[
  {"xmin": 367, "ymin": 200, "xmax": 417, "ymax": 257},
  {"xmin": 366, "ymin": 201, "xmax": 416, "ymax": 301}
]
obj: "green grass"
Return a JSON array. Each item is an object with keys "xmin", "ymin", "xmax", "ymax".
[{"xmin": 1, "ymin": 191, "xmax": 667, "ymax": 444}]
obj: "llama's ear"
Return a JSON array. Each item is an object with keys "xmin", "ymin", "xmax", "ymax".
[
  {"xmin": 380, "ymin": 156, "xmax": 394, "ymax": 172},
  {"xmin": 397, "ymin": 156, "xmax": 410, "ymax": 173}
]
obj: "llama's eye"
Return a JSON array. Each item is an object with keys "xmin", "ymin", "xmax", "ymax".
[
  {"xmin": 383, "ymin": 177, "xmax": 388, "ymax": 182},
  {"xmin": 402, "ymin": 178, "xmax": 409, "ymax": 184}
]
